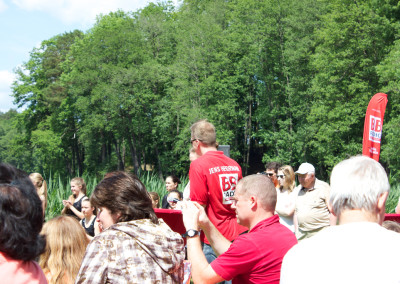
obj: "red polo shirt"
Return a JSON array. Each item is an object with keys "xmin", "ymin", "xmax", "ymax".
[{"xmin": 211, "ymin": 215, "xmax": 297, "ymax": 284}]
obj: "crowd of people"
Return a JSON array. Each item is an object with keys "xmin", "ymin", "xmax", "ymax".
[{"xmin": 1, "ymin": 119, "xmax": 400, "ymax": 284}]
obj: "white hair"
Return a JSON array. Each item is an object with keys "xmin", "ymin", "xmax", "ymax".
[{"xmin": 330, "ymin": 155, "xmax": 390, "ymax": 217}]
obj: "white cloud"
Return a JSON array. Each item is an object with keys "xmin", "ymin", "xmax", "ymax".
[
  {"xmin": 0, "ymin": 70, "xmax": 17, "ymax": 112},
  {"xmin": 11, "ymin": 0, "xmax": 177, "ymax": 27},
  {"xmin": 0, "ymin": 0, "xmax": 7, "ymax": 12}
]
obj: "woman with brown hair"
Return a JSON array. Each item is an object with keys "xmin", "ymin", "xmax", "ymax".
[
  {"xmin": 39, "ymin": 216, "xmax": 89, "ymax": 284},
  {"xmin": 275, "ymin": 165, "xmax": 298, "ymax": 233},
  {"xmin": 29, "ymin": 173, "xmax": 48, "ymax": 216},
  {"xmin": 76, "ymin": 172, "xmax": 185, "ymax": 283}
]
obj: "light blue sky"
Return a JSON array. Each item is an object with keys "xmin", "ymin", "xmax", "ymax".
[{"xmin": 0, "ymin": 0, "xmax": 178, "ymax": 112}]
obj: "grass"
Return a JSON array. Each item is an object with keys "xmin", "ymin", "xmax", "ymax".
[{"xmin": 44, "ymin": 172, "xmax": 188, "ymax": 221}]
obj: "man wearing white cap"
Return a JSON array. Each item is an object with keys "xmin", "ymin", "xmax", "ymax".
[{"xmin": 294, "ymin": 162, "xmax": 333, "ymax": 240}]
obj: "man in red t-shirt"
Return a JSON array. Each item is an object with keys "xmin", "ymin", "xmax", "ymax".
[
  {"xmin": 182, "ymin": 174, "xmax": 298, "ymax": 284},
  {"xmin": 189, "ymin": 120, "xmax": 247, "ymax": 263}
]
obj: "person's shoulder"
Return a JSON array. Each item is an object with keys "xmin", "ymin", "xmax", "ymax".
[{"xmin": 315, "ymin": 178, "xmax": 330, "ymax": 188}]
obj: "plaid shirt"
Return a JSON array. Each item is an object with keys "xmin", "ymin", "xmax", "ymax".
[{"xmin": 75, "ymin": 219, "xmax": 185, "ymax": 284}]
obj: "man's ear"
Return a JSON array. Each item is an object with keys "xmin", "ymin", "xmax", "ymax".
[
  {"xmin": 250, "ymin": 196, "xmax": 257, "ymax": 210},
  {"xmin": 377, "ymin": 192, "xmax": 389, "ymax": 225}
]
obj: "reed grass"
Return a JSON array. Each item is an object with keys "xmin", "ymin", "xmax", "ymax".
[{"xmin": 44, "ymin": 172, "xmax": 188, "ymax": 221}]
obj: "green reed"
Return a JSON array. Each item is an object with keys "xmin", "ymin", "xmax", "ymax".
[{"xmin": 44, "ymin": 172, "xmax": 188, "ymax": 221}]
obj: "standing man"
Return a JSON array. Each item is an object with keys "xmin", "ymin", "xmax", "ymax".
[
  {"xmin": 281, "ymin": 156, "xmax": 400, "ymax": 284},
  {"xmin": 294, "ymin": 162, "xmax": 333, "ymax": 240},
  {"xmin": 189, "ymin": 120, "xmax": 247, "ymax": 263},
  {"xmin": 182, "ymin": 175, "xmax": 297, "ymax": 284}
]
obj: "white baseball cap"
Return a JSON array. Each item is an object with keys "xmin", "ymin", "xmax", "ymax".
[{"xmin": 295, "ymin": 163, "xmax": 315, "ymax": 174}]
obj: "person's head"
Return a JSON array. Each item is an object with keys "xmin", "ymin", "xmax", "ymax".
[
  {"xmin": 190, "ymin": 119, "xmax": 217, "ymax": 150},
  {"xmin": 277, "ymin": 165, "xmax": 296, "ymax": 192},
  {"xmin": 330, "ymin": 155, "xmax": 390, "ymax": 223},
  {"xmin": 165, "ymin": 175, "xmax": 181, "ymax": 192},
  {"xmin": 265, "ymin": 162, "xmax": 281, "ymax": 184},
  {"xmin": 0, "ymin": 163, "xmax": 45, "ymax": 261},
  {"xmin": 91, "ymin": 171, "xmax": 158, "ymax": 230},
  {"xmin": 70, "ymin": 177, "xmax": 87, "ymax": 196},
  {"xmin": 39, "ymin": 216, "xmax": 89, "ymax": 283},
  {"xmin": 295, "ymin": 162, "xmax": 316, "ymax": 189},
  {"xmin": 81, "ymin": 197, "xmax": 96, "ymax": 218},
  {"xmin": 167, "ymin": 190, "xmax": 183, "ymax": 209},
  {"xmin": 149, "ymin": 192, "xmax": 160, "ymax": 209},
  {"xmin": 29, "ymin": 173, "xmax": 47, "ymax": 192},
  {"xmin": 382, "ymin": 221, "xmax": 400, "ymax": 233},
  {"xmin": 231, "ymin": 174, "xmax": 276, "ymax": 228}
]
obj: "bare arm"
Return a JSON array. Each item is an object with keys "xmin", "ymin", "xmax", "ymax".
[
  {"xmin": 182, "ymin": 202, "xmax": 225, "ymax": 284},
  {"xmin": 61, "ymin": 196, "xmax": 84, "ymax": 219},
  {"xmin": 196, "ymin": 203, "xmax": 231, "ymax": 255}
]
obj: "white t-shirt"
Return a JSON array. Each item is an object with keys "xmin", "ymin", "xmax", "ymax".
[
  {"xmin": 281, "ymin": 221, "xmax": 400, "ymax": 284},
  {"xmin": 275, "ymin": 187, "xmax": 299, "ymax": 232}
]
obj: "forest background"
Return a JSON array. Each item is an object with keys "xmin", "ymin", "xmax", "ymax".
[{"xmin": 1, "ymin": 0, "xmax": 400, "ymax": 203}]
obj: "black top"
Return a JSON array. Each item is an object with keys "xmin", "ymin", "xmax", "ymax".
[
  {"xmin": 82, "ymin": 217, "xmax": 95, "ymax": 237},
  {"xmin": 65, "ymin": 195, "xmax": 86, "ymax": 220},
  {"xmin": 161, "ymin": 194, "xmax": 169, "ymax": 209}
]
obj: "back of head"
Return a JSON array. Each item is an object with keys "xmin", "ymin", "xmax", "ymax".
[
  {"xmin": 238, "ymin": 174, "xmax": 277, "ymax": 212},
  {"xmin": 330, "ymin": 155, "xmax": 390, "ymax": 217},
  {"xmin": 0, "ymin": 163, "xmax": 45, "ymax": 261},
  {"xmin": 382, "ymin": 221, "xmax": 400, "ymax": 233},
  {"xmin": 40, "ymin": 216, "xmax": 89, "ymax": 283},
  {"xmin": 190, "ymin": 119, "xmax": 217, "ymax": 147},
  {"xmin": 91, "ymin": 171, "xmax": 158, "ymax": 224}
]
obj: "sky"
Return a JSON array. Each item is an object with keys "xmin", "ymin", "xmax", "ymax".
[{"xmin": 0, "ymin": 0, "xmax": 179, "ymax": 113}]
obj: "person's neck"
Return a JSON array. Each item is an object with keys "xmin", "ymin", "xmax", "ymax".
[
  {"xmin": 248, "ymin": 211, "xmax": 274, "ymax": 231},
  {"xmin": 200, "ymin": 146, "xmax": 218, "ymax": 156},
  {"xmin": 76, "ymin": 192, "xmax": 85, "ymax": 199},
  {"xmin": 338, "ymin": 209, "xmax": 379, "ymax": 225},
  {"xmin": 85, "ymin": 214, "xmax": 94, "ymax": 223}
]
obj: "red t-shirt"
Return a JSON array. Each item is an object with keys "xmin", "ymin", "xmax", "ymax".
[
  {"xmin": 211, "ymin": 215, "xmax": 297, "ymax": 284},
  {"xmin": 0, "ymin": 252, "xmax": 47, "ymax": 284},
  {"xmin": 189, "ymin": 151, "xmax": 247, "ymax": 244}
]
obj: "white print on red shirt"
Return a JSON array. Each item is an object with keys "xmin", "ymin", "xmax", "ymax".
[{"xmin": 219, "ymin": 173, "xmax": 238, "ymax": 205}]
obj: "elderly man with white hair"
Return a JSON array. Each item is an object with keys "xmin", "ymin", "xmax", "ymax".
[
  {"xmin": 281, "ymin": 155, "xmax": 400, "ymax": 284},
  {"xmin": 294, "ymin": 162, "xmax": 333, "ymax": 240}
]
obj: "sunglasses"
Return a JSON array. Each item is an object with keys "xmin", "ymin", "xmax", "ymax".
[{"xmin": 167, "ymin": 197, "xmax": 181, "ymax": 203}]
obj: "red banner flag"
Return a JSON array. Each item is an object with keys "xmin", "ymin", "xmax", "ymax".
[{"xmin": 362, "ymin": 93, "xmax": 388, "ymax": 161}]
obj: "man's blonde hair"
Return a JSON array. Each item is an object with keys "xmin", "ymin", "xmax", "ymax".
[{"xmin": 190, "ymin": 119, "xmax": 217, "ymax": 147}]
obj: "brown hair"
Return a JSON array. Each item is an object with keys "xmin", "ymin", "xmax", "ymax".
[
  {"xmin": 149, "ymin": 192, "xmax": 160, "ymax": 208},
  {"xmin": 279, "ymin": 165, "xmax": 296, "ymax": 192},
  {"xmin": 91, "ymin": 171, "xmax": 158, "ymax": 224},
  {"xmin": 265, "ymin": 162, "xmax": 281, "ymax": 174},
  {"xmin": 190, "ymin": 119, "xmax": 217, "ymax": 147},
  {"xmin": 29, "ymin": 172, "xmax": 48, "ymax": 210},
  {"xmin": 382, "ymin": 221, "xmax": 400, "ymax": 233},
  {"xmin": 39, "ymin": 216, "xmax": 89, "ymax": 284}
]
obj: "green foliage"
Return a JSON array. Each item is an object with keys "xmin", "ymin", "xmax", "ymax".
[{"xmin": 3, "ymin": 0, "xmax": 400, "ymax": 183}]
